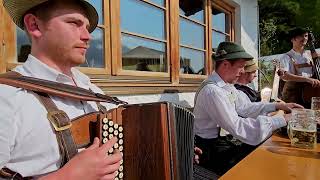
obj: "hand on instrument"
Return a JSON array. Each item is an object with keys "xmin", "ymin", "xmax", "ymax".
[
  {"xmin": 43, "ymin": 137, "xmax": 122, "ymax": 180},
  {"xmin": 193, "ymin": 147, "xmax": 203, "ymax": 164},
  {"xmin": 307, "ymin": 78, "xmax": 320, "ymax": 87},
  {"xmin": 275, "ymin": 102, "xmax": 304, "ymax": 113}
]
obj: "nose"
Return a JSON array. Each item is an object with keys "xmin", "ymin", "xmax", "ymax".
[{"xmin": 80, "ymin": 26, "xmax": 92, "ymax": 43}]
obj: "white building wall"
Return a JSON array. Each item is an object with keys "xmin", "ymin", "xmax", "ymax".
[{"xmin": 114, "ymin": 0, "xmax": 259, "ymax": 108}]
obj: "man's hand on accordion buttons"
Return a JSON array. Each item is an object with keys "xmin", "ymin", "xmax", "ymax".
[{"xmin": 58, "ymin": 137, "xmax": 122, "ymax": 180}]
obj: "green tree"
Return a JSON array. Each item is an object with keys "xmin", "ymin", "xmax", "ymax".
[{"xmin": 259, "ymin": 0, "xmax": 320, "ymax": 56}]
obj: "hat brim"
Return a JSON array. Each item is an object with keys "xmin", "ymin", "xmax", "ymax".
[
  {"xmin": 245, "ymin": 63, "xmax": 258, "ymax": 72},
  {"xmin": 3, "ymin": 0, "xmax": 98, "ymax": 33},
  {"xmin": 214, "ymin": 51, "xmax": 253, "ymax": 61}
]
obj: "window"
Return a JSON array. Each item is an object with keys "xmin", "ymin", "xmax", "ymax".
[
  {"xmin": 120, "ymin": 0, "xmax": 168, "ymax": 75},
  {"xmin": 1, "ymin": 0, "xmax": 235, "ymax": 95},
  {"xmin": 179, "ymin": 0, "xmax": 206, "ymax": 76}
]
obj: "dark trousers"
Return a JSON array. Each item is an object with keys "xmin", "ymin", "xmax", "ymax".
[{"xmin": 195, "ymin": 135, "xmax": 257, "ymax": 176}]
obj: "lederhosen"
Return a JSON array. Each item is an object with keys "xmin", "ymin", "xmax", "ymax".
[
  {"xmin": 194, "ymin": 81, "xmax": 256, "ymax": 176},
  {"xmin": 0, "ymin": 72, "xmax": 126, "ymax": 179},
  {"xmin": 281, "ymin": 53, "xmax": 314, "ymax": 108}
]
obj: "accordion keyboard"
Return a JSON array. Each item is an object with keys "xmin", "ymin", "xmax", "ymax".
[{"xmin": 102, "ymin": 117, "xmax": 124, "ymax": 180}]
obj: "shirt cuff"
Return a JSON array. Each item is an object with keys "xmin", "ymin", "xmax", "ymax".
[
  {"xmin": 264, "ymin": 103, "xmax": 276, "ymax": 112},
  {"xmin": 271, "ymin": 116, "xmax": 287, "ymax": 131}
]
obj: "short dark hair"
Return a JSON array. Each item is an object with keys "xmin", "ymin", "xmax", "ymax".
[
  {"xmin": 288, "ymin": 27, "xmax": 308, "ymax": 40},
  {"xmin": 215, "ymin": 59, "xmax": 237, "ymax": 69},
  {"xmin": 24, "ymin": 1, "xmax": 57, "ymax": 23}
]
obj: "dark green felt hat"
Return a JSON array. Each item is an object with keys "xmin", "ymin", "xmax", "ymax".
[{"xmin": 213, "ymin": 42, "xmax": 253, "ymax": 61}]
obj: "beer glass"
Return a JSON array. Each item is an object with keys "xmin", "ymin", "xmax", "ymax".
[
  {"xmin": 311, "ymin": 97, "xmax": 320, "ymax": 142},
  {"xmin": 287, "ymin": 109, "xmax": 317, "ymax": 149}
]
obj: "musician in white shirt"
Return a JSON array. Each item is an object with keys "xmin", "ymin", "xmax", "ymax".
[
  {"xmin": 279, "ymin": 27, "xmax": 320, "ymax": 107},
  {"xmin": 0, "ymin": 0, "xmax": 121, "ymax": 179},
  {"xmin": 194, "ymin": 42, "xmax": 302, "ymax": 176}
]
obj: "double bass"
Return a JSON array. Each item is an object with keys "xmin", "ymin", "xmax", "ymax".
[{"xmin": 302, "ymin": 31, "xmax": 320, "ymax": 105}]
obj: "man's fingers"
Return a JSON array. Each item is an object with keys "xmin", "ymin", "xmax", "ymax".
[
  {"xmin": 103, "ymin": 150, "xmax": 122, "ymax": 165},
  {"xmin": 87, "ymin": 137, "xmax": 100, "ymax": 150},
  {"xmin": 98, "ymin": 137, "xmax": 118, "ymax": 155},
  {"xmin": 100, "ymin": 171, "xmax": 118, "ymax": 180}
]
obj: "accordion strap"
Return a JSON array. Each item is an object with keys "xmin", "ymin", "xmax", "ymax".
[
  {"xmin": 0, "ymin": 71, "xmax": 127, "ymax": 105},
  {"xmin": 33, "ymin": 92, "xmax": 78, "ymax": 167}
]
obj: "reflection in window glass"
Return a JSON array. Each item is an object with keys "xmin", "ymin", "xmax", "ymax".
[
  {"xmin": 121, "ymin": 0, "xmax": 165, "ymax": 40},
  {"xmin": 180, "ymin": 18, "xmax": 204, "ymax": 49},
  {"xmin": 90, "ymin": 0, "xmax": 103, "ymax": 24},
  {"xmin": 212, "ymin": 9, "xmax": 226, "ymax": 32},
  {"xmin": 16, "ymin": 27, "xmax": 31, "ymax": 63},
  {"xmin": 150, "ymin": 0, "xmax": 164, "ymax": 6},
  {"xmin": 121, "ymin": 34, "xmax": 167, "ymax": 72},
  {"xmin": 83, "ymin": 28, "xmax": 105, "ymax": 68},
  {"xmin": 180, "ymin": 47, "xmax": 205, "ymax": 75},
  {"xmin": 212, "ymin": 31, "xmax": 226, "ymax": 49},
  {"xmin": 179, "ymin": 9, "xmax": 204, "ymax": 23},
  {"xmin": 179, "ymin": 0, "xmax": 204, "ymax": 23}
]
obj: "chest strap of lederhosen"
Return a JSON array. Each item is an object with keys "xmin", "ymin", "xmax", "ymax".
[
  {"xmin": 0, "ymin": 71, "xmax": 127, "ymax": 178},
  {"xmin": 194, "ymin": 80, "xmax": 222, "ymax": 137},
  {"xmin": 286, "ymin": 53, "xmax": 314, "ymax": 75}
]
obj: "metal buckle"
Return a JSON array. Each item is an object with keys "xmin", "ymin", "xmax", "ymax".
[{"xmin": 47, "ymin": 110, "xmax": 72, "ymax": 131}]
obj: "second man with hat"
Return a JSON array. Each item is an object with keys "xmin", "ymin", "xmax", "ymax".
[{"xmin": 193, "ymin": 41, "xmax": 302, "ymax": 176}]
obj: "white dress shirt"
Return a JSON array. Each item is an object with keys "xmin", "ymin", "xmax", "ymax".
[
  {"xmin": 0, "ymin": 55, "xmax": 111, "ymax": 177},
  {"xmin": 194, "ymin": 72, "xmax": 286, "ymax": 145},
  {"xmin": 279, "ymin": 49, "xmax": 313, "ymax": 77}
]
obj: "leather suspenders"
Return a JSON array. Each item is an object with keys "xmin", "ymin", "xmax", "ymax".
[{"xmin": 0, "ymin": 71, "xmax": 127, "ymax": 179}]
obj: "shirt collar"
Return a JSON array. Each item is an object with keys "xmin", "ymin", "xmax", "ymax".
[
  {"xmin": 207, "ymin": 72, "xmax": 227, "ymax": 88},
  {"xmin": 17, "ymin": 54, "xmax": 91, "ymax": 86},
  {"xmin": 290, "ymin": 49, "xmax": 307, "ymax": 56}
]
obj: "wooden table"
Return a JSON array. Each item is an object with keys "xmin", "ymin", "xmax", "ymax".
[{"xmin": 220, "ymin": 133, "xmax": 320, "ymax": 180}]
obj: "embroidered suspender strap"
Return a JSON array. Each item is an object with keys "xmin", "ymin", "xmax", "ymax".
[
  {"xmin": 286, "ymin": 53, "xmax": 313, "ymax": 74},
  {"xmin": 0, "ymin": 71, "xmax": 127, "ymax": 105},
  {"xmin": 0, "ymin": 167, "xmax": 32, "ymax": 180},
  {"xmin": 194, "ymin": 80, "xmax": 221, "ymax": 135},
  {"xmin": 33, "ymin": 92, "xmax": 78, "ymax": 166},
  {"xmin": 194, "ymin": 80, "xmax": 215, "ymax": 107}
]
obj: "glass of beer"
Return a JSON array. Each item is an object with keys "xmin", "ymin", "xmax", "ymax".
[
  {"xmin": 311, "ymin": 97, "xmax": 320, "ymax": 142},
  {"xmin": 287, "ymin": 109, "xmax": 317, "ymax": 149}
]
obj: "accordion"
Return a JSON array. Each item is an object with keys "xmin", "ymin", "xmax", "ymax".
[{"xmin": 71, "ymin": 102, "xmax": 195, "ymax": 180}]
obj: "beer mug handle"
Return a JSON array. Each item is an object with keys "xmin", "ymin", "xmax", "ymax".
[{"xmin": 287, "ymin": 121, "xmax": 293, "ymax": 139}]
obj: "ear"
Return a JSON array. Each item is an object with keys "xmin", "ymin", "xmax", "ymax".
[{"xmin": 24, "ymin": 14, "xmax": 42, "ymax": 38}]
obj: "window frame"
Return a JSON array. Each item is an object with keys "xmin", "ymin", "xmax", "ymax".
[{"xmin": 0, "ymin": 0, "xmax": 236, "ymax": 95}]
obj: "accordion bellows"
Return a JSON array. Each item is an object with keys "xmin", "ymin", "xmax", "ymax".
[{"xmin": 71, "ymin": 102, "xmax": 194, "ymax": 180}]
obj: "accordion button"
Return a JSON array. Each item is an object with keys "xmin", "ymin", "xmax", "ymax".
[
  {"xmin": 108, "ymin": 148, "xmax": 114, "ymax": 153},
  {"xmin": 118, "ymin": 126, "xmax": 123, "ymax": 132},
  {"xmin": 109, "ymin": 127, "xmax": 114, "ymax": 133},
  {"xmin": 103, "ymin": 124, "xmax": 109, "ymax": 130},
  {"xmin": 119, "ymin": 139, "xmax": 123, "ymax": 145},
  {"xmin": 103, "ymin": 131, "xmax": 108, "ymax": 137},
  {"xmin": 119, "ymin": 165, "xmax": 124, "ymax": 172},
  {"xmin": 115, "ymin": 177, "xmax": 119, "ymax": 180},
  {"xmin": 118, "ymin": 133, "xmax": 123, "ymax": 138},
  {"xmin": 108, "ymin": 121, "xmax": 114, "ymax": 126},
  {"xmin": 119, "ymin": 172, "xmax": 123, "ymax": 178},
  {"xmin": 103, "ymin": 118, "xmax": 108, "ymax": 124},
  {"xmin": 114, "ymin": 130, "xmax": 119, "ymax": 136},
  {"xmin": 102, "ymin": 138, "xmax": 108, "ymax": 144},
  {"xmin": 120, "ymin": 159, "xmax": 123, "ymax": 164},
  {"xmin": 114, "ymin": 124, "xmax": 119, "ymax": 129},
  {"xmin": 109, "ymin": 134, "xmax": 114, "ymax": 139},
  {"xmin": 114, "ymin": 143, "xmax": 119, "ymax": 148},
  {"xmin": 119, "ymin": 146, "xmax": 123, "ymax": 152},
  {"xmin": 115, "ymin": 171, "xmax": 119, "ymax": 176}
]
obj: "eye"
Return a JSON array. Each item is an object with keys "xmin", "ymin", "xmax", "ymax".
[{"xmin": 68, "ymin": 21, "xmax": 78, "ymax": 25}]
